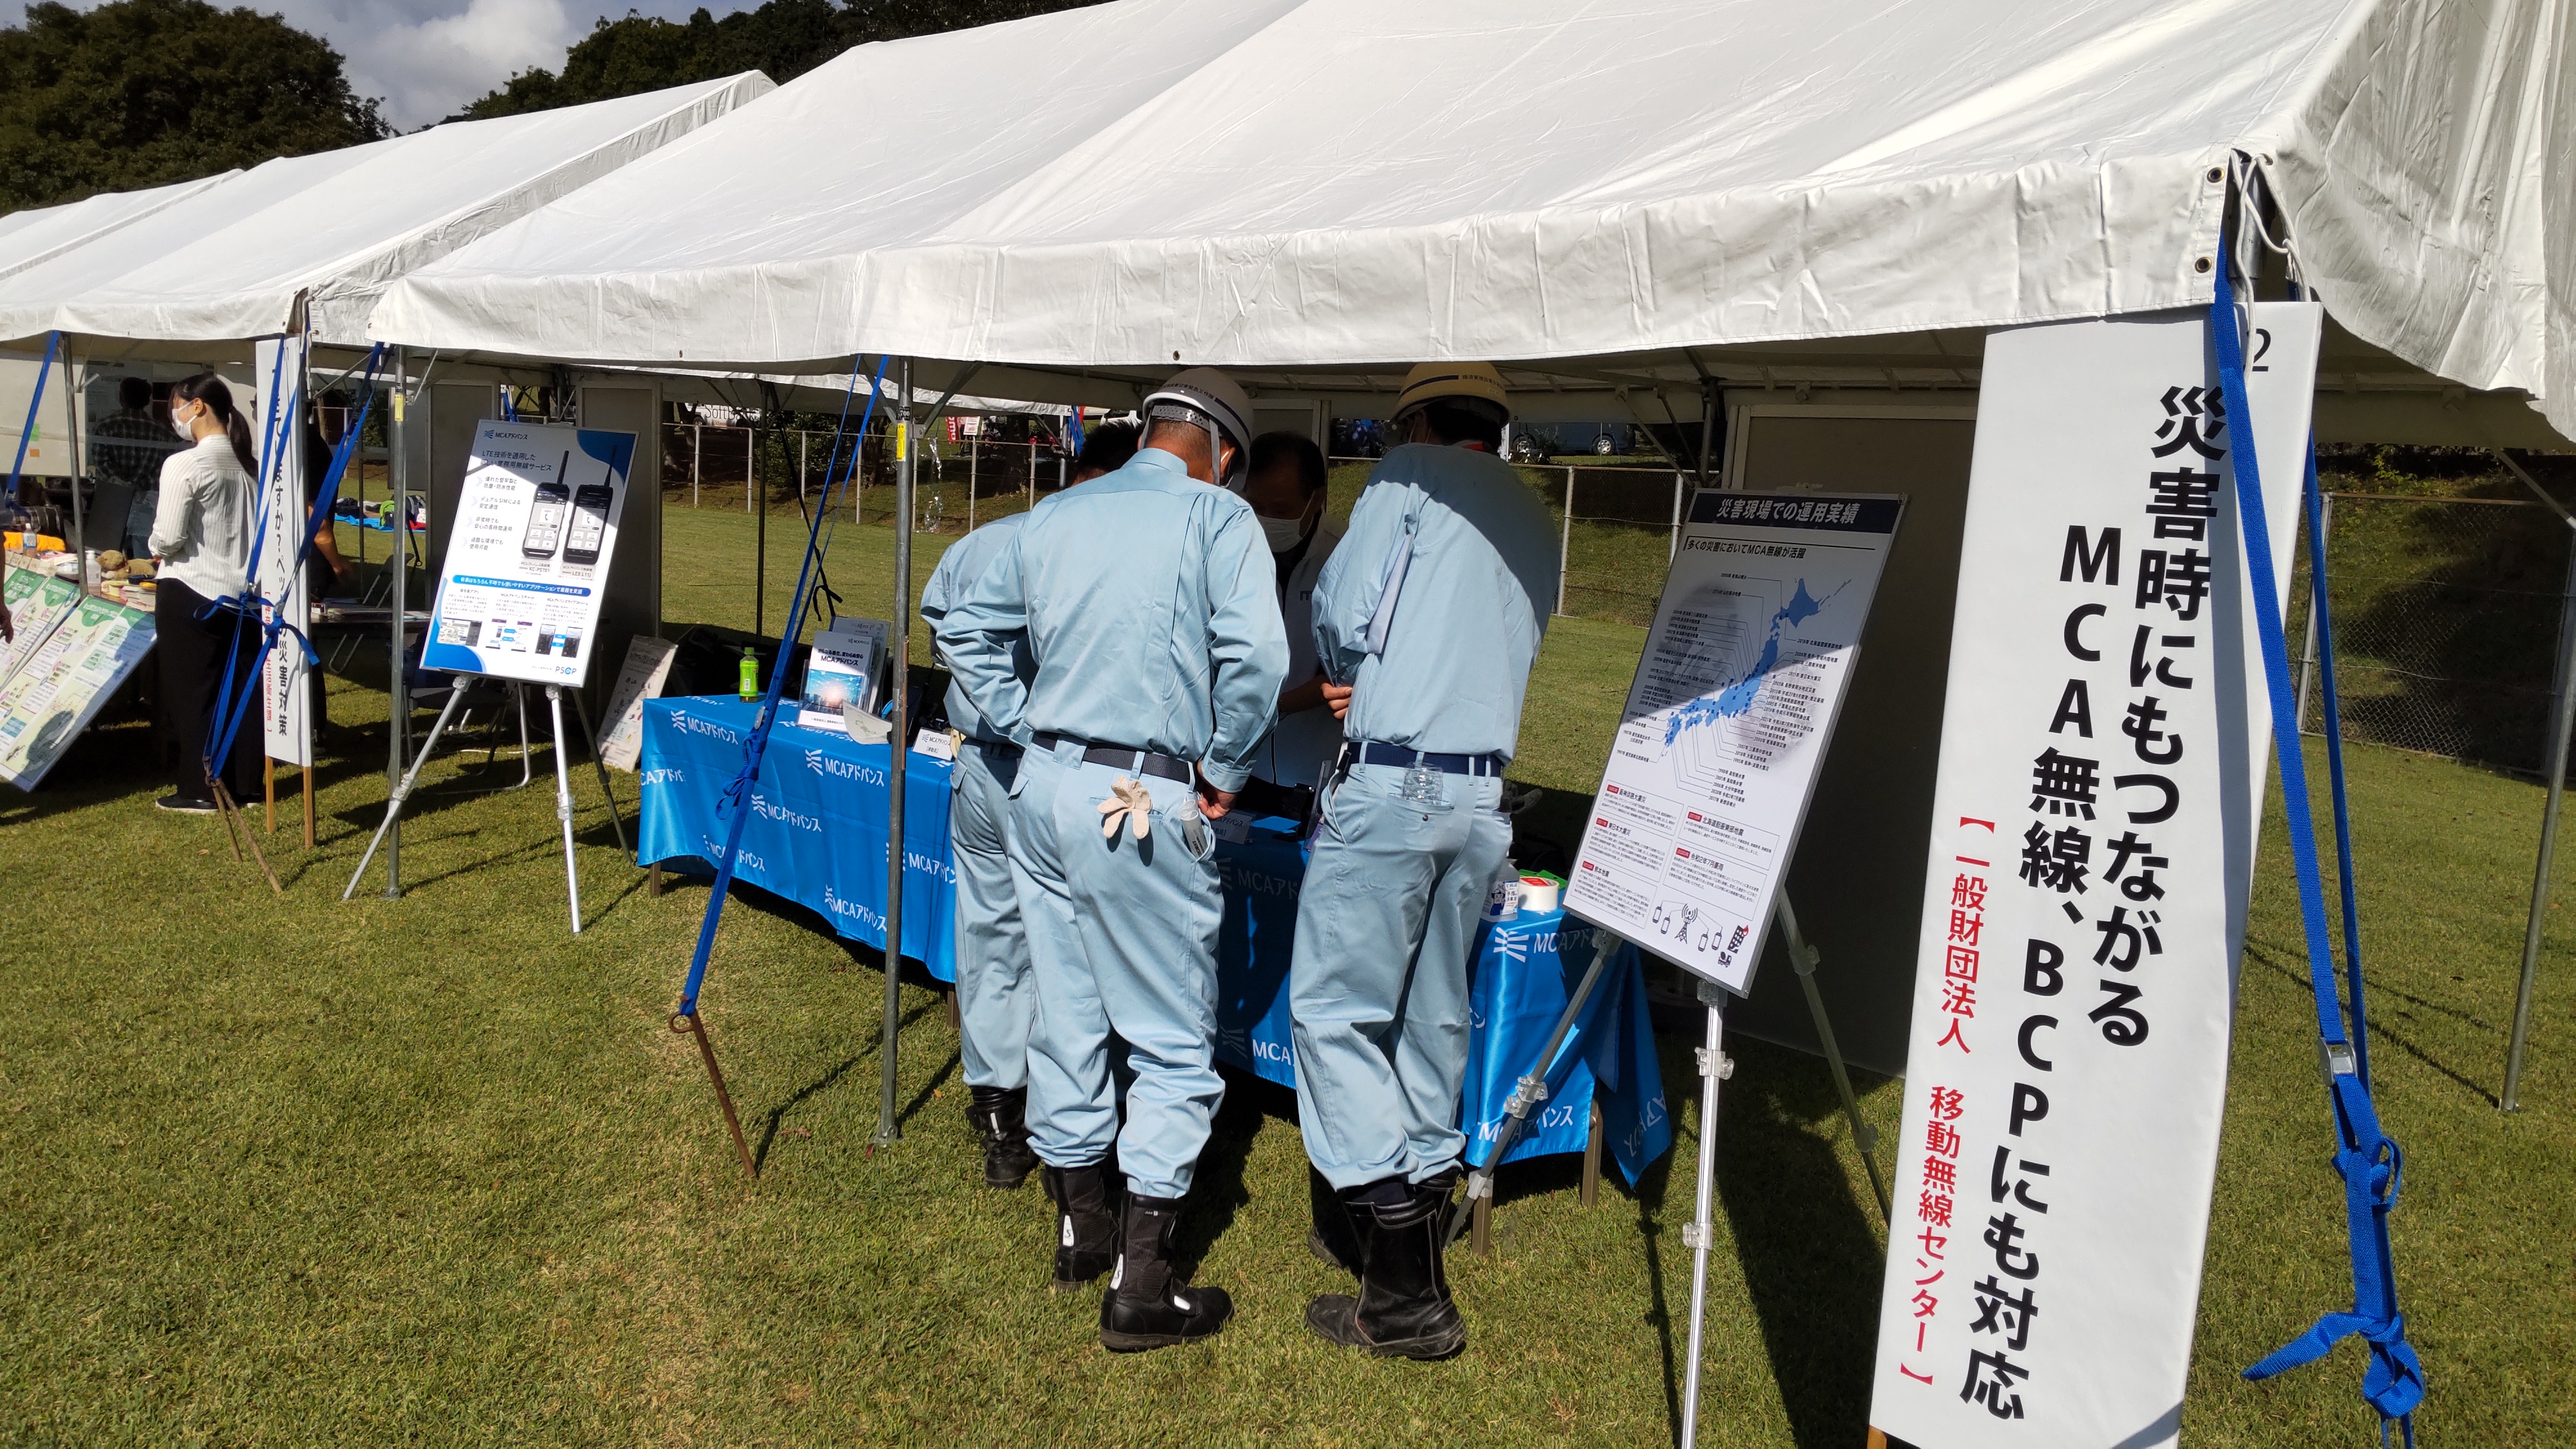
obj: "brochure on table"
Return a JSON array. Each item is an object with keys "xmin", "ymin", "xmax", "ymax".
[
  {"xmin": 421, "ymin": 422, "xmax": 636, "ymax": 690},
  {"xmin": 1563, "ymin": 491, "xmax": 1902, "ymax": 993},
  {"xmin": 0, "ymin": 591, "xmax": 156, "ymax": 790},
  {"xmin": 799, "ymin": 618, "xmax": 887, "ymax": 732}
]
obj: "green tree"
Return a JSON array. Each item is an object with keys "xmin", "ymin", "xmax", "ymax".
[
  {"xmin": 0, "ymin": 0, "xmax": 388, "ymax": 212},
  {"xmin": 462, "ymin": 0, "xmax": 1102, "ymax": 120}
]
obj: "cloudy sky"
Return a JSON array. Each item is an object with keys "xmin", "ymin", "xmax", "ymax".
[{"xmin": 6, "ymin": 0, "xmax": 766, "ymax": 131}]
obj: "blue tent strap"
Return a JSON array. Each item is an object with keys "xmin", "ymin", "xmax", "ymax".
[
  {"xmin": 6, "ymin": 330, "xmax": 61, "ymax": 511},
  {"xmin": 204, "ymin": 345, "xmax": 384, "ymax": 777},
  {"xmin": 2210, "ymin": 218, "xmax": 2422, "ymax": 1441},
  {"xmin": 677, "ymin": 355, "xmax": 887, "ymax": 1019}
]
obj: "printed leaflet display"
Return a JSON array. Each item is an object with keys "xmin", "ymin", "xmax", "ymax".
[
  {"xmin": 422, "ymin": 421, "xmax": 636, "ymax": 689},
  {"xmin": 1563, "ymin": 491, "xmax": 1901, "ymax": 992}
]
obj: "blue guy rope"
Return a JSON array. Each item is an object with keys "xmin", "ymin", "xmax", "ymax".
[
  {"xmin": 670, "ymin": 357, "xmax": 887, "ymax": 1179},
  {"xmin": 2302, "ymin": 433, "xmax": 2372, "ymax": 1090},
  {"xmin": 6, "ymin": 331, "xmax": 60, "ymax": 527},
  {"xmin": 2211, "ymin": 224, "xmax": 2423, "ymax": 1444}
]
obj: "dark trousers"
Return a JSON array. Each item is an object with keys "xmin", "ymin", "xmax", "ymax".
[{"xmin": 156, "ymin": 578, "xmax": 263, "ymax": 803}]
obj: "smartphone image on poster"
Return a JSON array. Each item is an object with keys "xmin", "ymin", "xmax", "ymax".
[
  {"xmin": 563, "ymin": 482, "xmax": 613, "ymax": 566},
  {"xmin": 522, "ymin": 478, "xmax": 569, "ymax": 559}
]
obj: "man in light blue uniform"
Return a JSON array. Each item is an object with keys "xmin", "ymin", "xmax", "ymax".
[
  {"xmin": 1291, "ymin": 362, "xmax": 1558, "ymax": 1359},
  {"xmin": 920, "ymin": 422, "xmax": 1141, "ymax": 1191},
  {"xmin": 939, "ymin": 370, "xmax": 1285, "ymax": 1352}
]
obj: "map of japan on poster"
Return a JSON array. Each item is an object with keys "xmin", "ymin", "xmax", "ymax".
[{"xmin": 1564, "ymin": 492, "xmax": 1901, "ymax": 992}]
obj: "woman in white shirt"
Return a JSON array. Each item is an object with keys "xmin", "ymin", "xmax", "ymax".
[{"xmin": 149, "ymin": 373, "xmax": 263, "ymax": 813}]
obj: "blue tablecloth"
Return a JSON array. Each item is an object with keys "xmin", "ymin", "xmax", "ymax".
[
  {"xmin": 638, "ymin": 697, "xmax": 961, "ymax": 981},
  {"xmin": 1213, "ymin": 826, "xmax": 1670, "ymax": 1184},
  {"xmin": 638, "ymin": 696, "xmax": 1671, "ymax": 1182}
]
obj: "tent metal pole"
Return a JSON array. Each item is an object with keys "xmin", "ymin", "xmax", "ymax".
[
  {"xmin": 1557, "ymin": 466, "xmax": 1573, "ymax": 616},
  {"xmin": 755, "ymin": 429, "xmax": 766, "ymax": 638},
  {"xmin": 1678, "ymin": 982, "xmax": 1730, "ymax": 1449},
  {"xmin": 65, "ymin": 351, "xmax": 85, "ymax": 554},
  {"xmin": 384, "ymin": 350, "xmax": 410, "ymax": 898},
  {"xmin": 875, "ymin": 358, "xmax": 913, "ymax": 1148},
  {"xmin": 2506, "ymin": 521, "xmax": 2576, "ymax": 1110}
]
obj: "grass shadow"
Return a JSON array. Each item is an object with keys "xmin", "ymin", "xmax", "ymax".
[{"xmin": 1710, "ymin": 1034, "xmax": 1887, "ymax": 1449}]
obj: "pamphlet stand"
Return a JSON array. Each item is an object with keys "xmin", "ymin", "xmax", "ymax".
[{"xmin": 342, "ymin": 680, "xmax": 626, "ymax": 931}]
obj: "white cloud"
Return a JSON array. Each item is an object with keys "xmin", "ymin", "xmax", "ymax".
[{"xmin": 3, "ymin": 1, "xmax": 762, "ymax": 131}]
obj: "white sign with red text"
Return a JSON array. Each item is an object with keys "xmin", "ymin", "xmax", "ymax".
[{"xmin": 1867, "ymin": 304, "xmax": 2322, "ymax": 1447}]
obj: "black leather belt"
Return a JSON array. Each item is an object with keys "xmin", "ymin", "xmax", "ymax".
[
  {"xmin": 1031, "ymin": 732, "xmax": 1192, "ymax": 785},
  {"xmin": 1349, "ymin": 741, "xmax": 1507, "ymax": 777}
]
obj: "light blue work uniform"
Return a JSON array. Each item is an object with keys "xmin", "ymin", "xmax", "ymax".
[
  {"xmin": 920, "ymin": 515, "xmax": 1034, "ymax": 1094},
  {"xmin": 1290, "ymin": 442, "xmax": 1560, "ymax": 1192},
  {"xmin": 938, "ymin": 446, "xmax": 1288, "ymax": 1200}
]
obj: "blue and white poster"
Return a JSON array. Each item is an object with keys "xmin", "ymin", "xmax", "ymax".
[
  {"xmin": 1564, "ymin": 489, "xmax": 1901, "ymax": 993},
  {"xmin": 422, "ymin": 421, "xmax": 636, "ymax": 689}
]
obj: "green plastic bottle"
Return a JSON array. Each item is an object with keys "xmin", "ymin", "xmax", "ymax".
[{"xmin": 738, "ymin": 647, "xmax": 759, "ymax": 701}]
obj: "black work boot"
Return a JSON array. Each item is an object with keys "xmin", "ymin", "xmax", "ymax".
[
  {"xmin": 1305, "ymin": 1178, "xmax": 1466, "ymax": 1360},
  {"xmin": 967, "ymin": 1084, "xmax": 1040, "ymax": 1189},
  {"xmin": 1307, "ymin": 1164, "xmax": 1364, "ymax": 1276},
  {"xmin": 1044, "ymin": 1163, "xmax": 1120, "ymax": 1290},
  {"xmin": 1099, "ymin": 1193, "xmax": 1233, "ymax": 1352}
]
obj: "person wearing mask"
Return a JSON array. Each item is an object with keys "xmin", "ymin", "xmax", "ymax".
[
  {"xmin": 1290, "ymin": 362, "xmax": 1559, "ymax": 1359},
  {"xmin": 938, "ymin": 370, "xmax": 1285, "ymax": 1352},
  {"xmin": 1240, "ymin": 432, "xmax": 1343, "ymax": 796},
  {"xmin": 149, "ymin": 373, "xmax": 265, "ymax": 814},
  {"xmin": 920, "ymin": 419, "xmax": 1141, "ymax": 1191},
  {"xmin": 90, "ymin": 377, "xmax": 171, "ymax": 558}
]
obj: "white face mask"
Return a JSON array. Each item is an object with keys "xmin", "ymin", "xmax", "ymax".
[
  {"xmin": 169, "ymin": 403, "xmax": 198, "ymax": 442},
  {"xmin": 1258, "ymin": 510, "xmax": 1309, "ymax": 554}
]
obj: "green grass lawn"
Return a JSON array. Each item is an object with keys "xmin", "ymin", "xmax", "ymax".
[{"xmin": 1, "ymin": 502, "xmax": 2568, "ymax": 1445}]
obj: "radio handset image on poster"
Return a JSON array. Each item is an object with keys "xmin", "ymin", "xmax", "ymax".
[
  {"xmin": 563, "ymin": 481, "xmax": 614, "ymax": 566},
  {"xmin": 520, "ymin": 451, "xmax": 573, "ymax": 559}
]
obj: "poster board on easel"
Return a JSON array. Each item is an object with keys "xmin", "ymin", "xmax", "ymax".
[{"xmin": 346, "ymin": 420, "xmax": 638, "ymax": 931}]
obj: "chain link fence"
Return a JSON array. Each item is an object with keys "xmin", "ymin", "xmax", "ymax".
[{"xmin": 2289, "ymin": 492, "xmax": 2570, "ymax": 772}]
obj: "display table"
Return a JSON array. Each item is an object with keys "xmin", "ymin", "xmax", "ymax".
[
  {"xmin": 638, "ymin": 696, "xmax": 1670, "ymax": 1182},
  {"xmin": 638, "ymin": 697, "xmax": 961, "ymax": 980}
]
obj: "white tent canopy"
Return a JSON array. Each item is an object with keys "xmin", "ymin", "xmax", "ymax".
[
  {"xmin": 0, "ymin": 174, "xmax": 238, "ymax": 283},
  {"xmin": 0, "ymin": 73, "xmax": 772, "ymax": 352},
  {"xmin": 370, "ymin": 0, "xmax": 2573, "ymax": 446}
]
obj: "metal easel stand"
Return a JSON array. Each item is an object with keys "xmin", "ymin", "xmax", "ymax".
[
  {"xmin": 341, "ymin": 681, "xmax": 624, "ymax": 932},
  {"xmin": 1445, "ymin": 928, "xmax": 1626, "ymax": 1248},
  {"xmin": 1677, "ymin": 978, "xmax": 1732, "ymax": 1449},
  {"xmin": 345, "ymin": 688, "xmax": 466, "ymax": 901},
  {"xmin": 1773, "ymin": 895, "xmax": 1890, "ymax": 1218}
]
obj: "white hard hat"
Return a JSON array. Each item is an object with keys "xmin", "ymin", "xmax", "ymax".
[
  {"xmin": 1140, "ymin": 367, "xmax": 1256, "ymax": 488},
  {"xmin": 1392, "ymin": 361, "xmax": 1511, "ymax": 424}
]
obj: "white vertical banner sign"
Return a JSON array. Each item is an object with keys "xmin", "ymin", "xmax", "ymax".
[
  {"xmin": 1867, "ymin": 303, "xmax": 2322, "ymax": 1447},
  {"xmin": 251, "ymin": 335, "xmax": 312, "ymax": 768}
]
